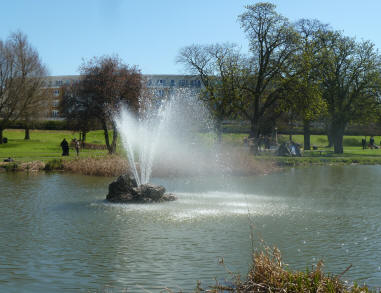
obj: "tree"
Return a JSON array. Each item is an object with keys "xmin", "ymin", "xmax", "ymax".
[
  {"xmin": 78, "ymin": 56, "xmax": 142, "ymax": 154},
  {"xmin": 0, "ymin": 31, "xmax": 47, "ymax": 143},
  {"xmin": 321, "ymin": 32, "xmax": 381, "ymax": 153},
  {"xmin": 282, "ymin": 19, "xmax": 328, "ymax": 149},
  {"xmin": 177, "ymin": 43, "xmax": 241, "ymax": 142},
  {"xmin": 237, "ymin": 2, "xmax": 299, "ymax": 138},
  {"xmin": 60, "ymin": 82, "xmax": 99, "ymax": 144}
]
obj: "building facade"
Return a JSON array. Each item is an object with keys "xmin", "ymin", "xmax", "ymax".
[{"xmin": 44, "ymin": 74, "xmax": 203, "ymax": 119}]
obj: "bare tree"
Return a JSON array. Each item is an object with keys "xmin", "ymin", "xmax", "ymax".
[
  {"xmin": 177, "ymin": 43, "xmax": 242, "ymax": 142},
  {"xmin": 0, "ymin": 31, "xmax": 47, "ymax": 142},
  {"xmin": 60, "ymin": 82, "xmax": 99, "ymax": 145},
  {"xmin": 78, "ymin": 55, "xmax": 143, "ymax": 154},
  {"xmin": 238, "ymin": 2, "xmax": 299, "ymax": 138}
]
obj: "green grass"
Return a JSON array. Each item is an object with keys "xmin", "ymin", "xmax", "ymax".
[
  {"xmin": 0, "ymin": 129, "xmax": 114, "ymax": 162},
  {"xmin": 2, "ymin": 130, "xmax": 381, "ymax": 167}
]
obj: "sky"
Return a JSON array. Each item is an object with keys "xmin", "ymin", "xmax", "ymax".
[{"xmin": 1, "ymin": 0, "xmax": 381, "ymax": 76}]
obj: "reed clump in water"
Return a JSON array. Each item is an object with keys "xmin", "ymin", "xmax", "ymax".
[
  {"xmin": 63, "ymin": 155, "xmax": 128, "ymax": 176},
  {"xmin": 203, "ymin": 246, "xmax": 370, "ymax": 293}
]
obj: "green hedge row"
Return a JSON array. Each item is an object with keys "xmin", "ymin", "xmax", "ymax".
[
  {"xmin": 221, "ymin": 122, "xmax": 381, "ymax": 136},
  {"xmin": 7, "ymin": 120, "xmax": 69, "ymax": 130}
]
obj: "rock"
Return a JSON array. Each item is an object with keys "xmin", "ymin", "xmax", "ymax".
[
  {"xmin": 160, "ymin": 193, "xmax": 177, "ymax": 202},
  {"xmin": 106, "ymin": 174, "xmax": 177, "ymax": 203},
  {"xmin": 108, "ymin": 174, "xmax": 137, "ymax": 195},
  {"xmin": 135, "ymin": 184, "xmax": 166, "ymax": 200}
]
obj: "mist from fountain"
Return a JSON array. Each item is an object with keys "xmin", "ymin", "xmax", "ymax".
[{"xmin": 115, "ymin": 89, "xmax": 215, "ymax": 186}]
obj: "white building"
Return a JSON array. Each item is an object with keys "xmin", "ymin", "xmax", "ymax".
[{"xmin": 44, "ymin": 74, "xmax": 203, "ymax": 118}]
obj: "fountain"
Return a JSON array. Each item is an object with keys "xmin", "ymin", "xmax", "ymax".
[{"xmin": 106, "ymin": 89, "xmax": 215, "ymax": 203}]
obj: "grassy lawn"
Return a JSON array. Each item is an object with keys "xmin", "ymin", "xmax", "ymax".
[
  {"xmin": 215, "ymin": 133, "xmax": 381, "ymax": 166},
  {"xmin": 0, "ymin": 129, "xmax": 113, "ymax": 162},
  {"xmin": 2, "ymin": 129, "xmax": 381, "ymax": 165},
  {"xmin": 218, "ymin": 133, "xmax": 381, "ymax": 156}
]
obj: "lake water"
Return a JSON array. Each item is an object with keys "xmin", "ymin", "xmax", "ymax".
[{"xmin": 1, "ymin": 165, "xmax": 381, "ymax": 292}]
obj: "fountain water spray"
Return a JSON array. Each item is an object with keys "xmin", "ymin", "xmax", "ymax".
[{"xmin": 115, "ymin": 89, "xmax": 215, "ymax": 185}]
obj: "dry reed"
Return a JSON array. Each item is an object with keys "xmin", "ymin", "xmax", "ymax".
[
  {"xmin": 63, "ymin": 155, "xmax": 129, "ymax": 176},
  {"xmin": 205, "ymin": 245, "xmax": 370, "ymax": 293}
]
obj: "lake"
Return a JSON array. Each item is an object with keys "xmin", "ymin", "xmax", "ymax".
[{"xmin": 1, "ymin": 165, "xmax": 381, "ymax": 292}]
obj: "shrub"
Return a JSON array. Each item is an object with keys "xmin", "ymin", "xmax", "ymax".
[
  {"xmin": 44, "ymin": 159, "xmax": 64, "ymax": 171},
  {"xmin": 3, "ymin": 162, "xmax": 18, "ymax": 171},
  {"xmin": 63, "ymin": 156, "xmax": 128, "ymax": 176},
  {"xmin": 206, "ymin": 245, "xmax": 370, "ymax": 293}
]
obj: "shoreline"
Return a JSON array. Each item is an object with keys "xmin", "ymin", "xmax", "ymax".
[{"xmin": 2, "ymin": 154, "xmax": 381, "ymax": 177}]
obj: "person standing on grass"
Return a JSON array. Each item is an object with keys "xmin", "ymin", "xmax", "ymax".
[
  {"xmin": 362, "ymin": 137, "xmax": 366, "ymax": 149},
  {"xmin": 60, "ymin": 138, "xmax": 69, "ymax": 156},
  {"xmin": 73, "ymin": 138, "xmax": 80, "ymax": 156},
  {"xmin": 370, "ymin": 136, "xmax": 375, "ymax": 149}
]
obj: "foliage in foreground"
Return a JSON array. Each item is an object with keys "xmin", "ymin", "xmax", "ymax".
[{"xmin": 200, "ymin": 246, "xmax": 370, "ymax": 293}]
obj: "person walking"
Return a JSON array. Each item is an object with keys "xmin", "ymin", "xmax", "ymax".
[
  {"xmin": 73, "ymin": 138, "xmax": 80, "ymax": 156},
  {"xmin": 370, "ymin": 136, "xmax": 375, "ymax": 149},
  {"xmin": 361, "ymin": 137, "xmax": 366, "ymax": 149},
  {"xmin": 60, "ymin": 138, "xmax": 69, "ymax": 156}
]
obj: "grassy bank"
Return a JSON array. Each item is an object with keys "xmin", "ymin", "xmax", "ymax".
[
  {"xmin": 220, "ymin": 133, "xmax": 381, "ymax": 166},
  {"xmin": 0, "ymin": 129, "xmax": 112, "ymax": 162},
  {"xmin": 1, "ymin": 130, "xmax": 381, "ymax": 176}
]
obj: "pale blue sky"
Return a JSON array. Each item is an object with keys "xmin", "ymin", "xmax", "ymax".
[{"xmin": 1, "ymin": 0, "xmax": 380, "ymax": 76}]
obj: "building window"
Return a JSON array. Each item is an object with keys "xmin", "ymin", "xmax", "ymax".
[
  {"xmin": 55, "ymin": 80, "xmax": 63, "ymax": 86},
  {"xmin": 52, "ymin": 110, "xmax": 59, "ymax": 117},
  {"xmin": 53, "ymin": 90, "xmax": 60, "ymax": 96},
  {"xmin": 179, "ymin": 80, "xmax": 188, "ymax": 87},
  {"xmin": 170, "ymin": 80, "xmax": 175, "ymax": 87},
  {"xmin": 52, "ymin": 99, "xmax": 59, "ymax": 107}
]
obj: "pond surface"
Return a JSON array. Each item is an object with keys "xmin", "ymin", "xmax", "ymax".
[{"xmin": 1, "ymin": 165, "xmax": 381, "ymax": 292}]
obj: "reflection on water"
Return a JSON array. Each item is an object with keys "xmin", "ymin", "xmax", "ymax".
[{"xmin": 0, "ymin": 165, "xmax": 381, "ymax": 292}]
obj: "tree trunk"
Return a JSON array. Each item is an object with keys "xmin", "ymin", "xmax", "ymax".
[
  {"xmin": 24, "ymin": 126, "xmax": 30, "ymax": 140},
  {"xmin": 102, "ymin": 120, "xmax": 111, "ymax": 152},
  {"xmin": 215, "ymin": 119, "xmax": 223, "ymax": 144},
  {"xmin": 331, "ymin": 122, "xmax": 346, "ymax": 154},
  {"xmin": 327, "ymin": 126, "xmax": 334, "ymax": 147},
  {"xmin": 80, "ymin": 131, "xmax": 87, "ymax": 147},
  {"xmin": 249, "ymin": 119, "xmax": 259, "ymax": 139},
  {"xmin": 110, "ymin": 123, "xmax": 118, "ymax": 154},
  {"xmin": 303, "ymin": 120, "xmax": 311, "ymax": 150},
  {"xmin": 0, "ymin": 128, "xmax": 3, "ymax": 144}
]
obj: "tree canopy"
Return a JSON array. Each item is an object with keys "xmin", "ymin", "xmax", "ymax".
[
  {"xmin": 0, "ymin": 31, "xmax": 48, "ymax": 143},
  {"xmin": 60, "ymin": 55, "xmax": 143, "ymax": 153}
]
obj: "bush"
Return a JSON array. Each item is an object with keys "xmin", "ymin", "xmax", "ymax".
[
  {"xmin": 44, "ymin": 159, "xmax": 64, "ymax": 171},
  {"xmin": 7, "ymin": 120, "xmax": 69, "ymax": 130},
  {"xmin": 3, "ymin": 163, "xmax": 18, "ymax": 171},
  {"xmin": 205, "ymin": 245, "xmax": 370, "ymax": 293},
  {"xmin": 63, "ymin": 156, "xmax": 128, "ymax": 176}
]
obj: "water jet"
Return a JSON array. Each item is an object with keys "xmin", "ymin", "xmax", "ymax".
[{"xmin": 106, "ymin": 90, "xmax": 214, "ymax": 203}]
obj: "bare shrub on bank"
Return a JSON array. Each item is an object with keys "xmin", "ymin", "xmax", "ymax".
[
  {"xmin": 63, "ymin": 156, "xmax": 128, "ymax": 177},
  {"xmin": 205, "ymin": 245, "xmax": 369, "ymax": 293}
]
